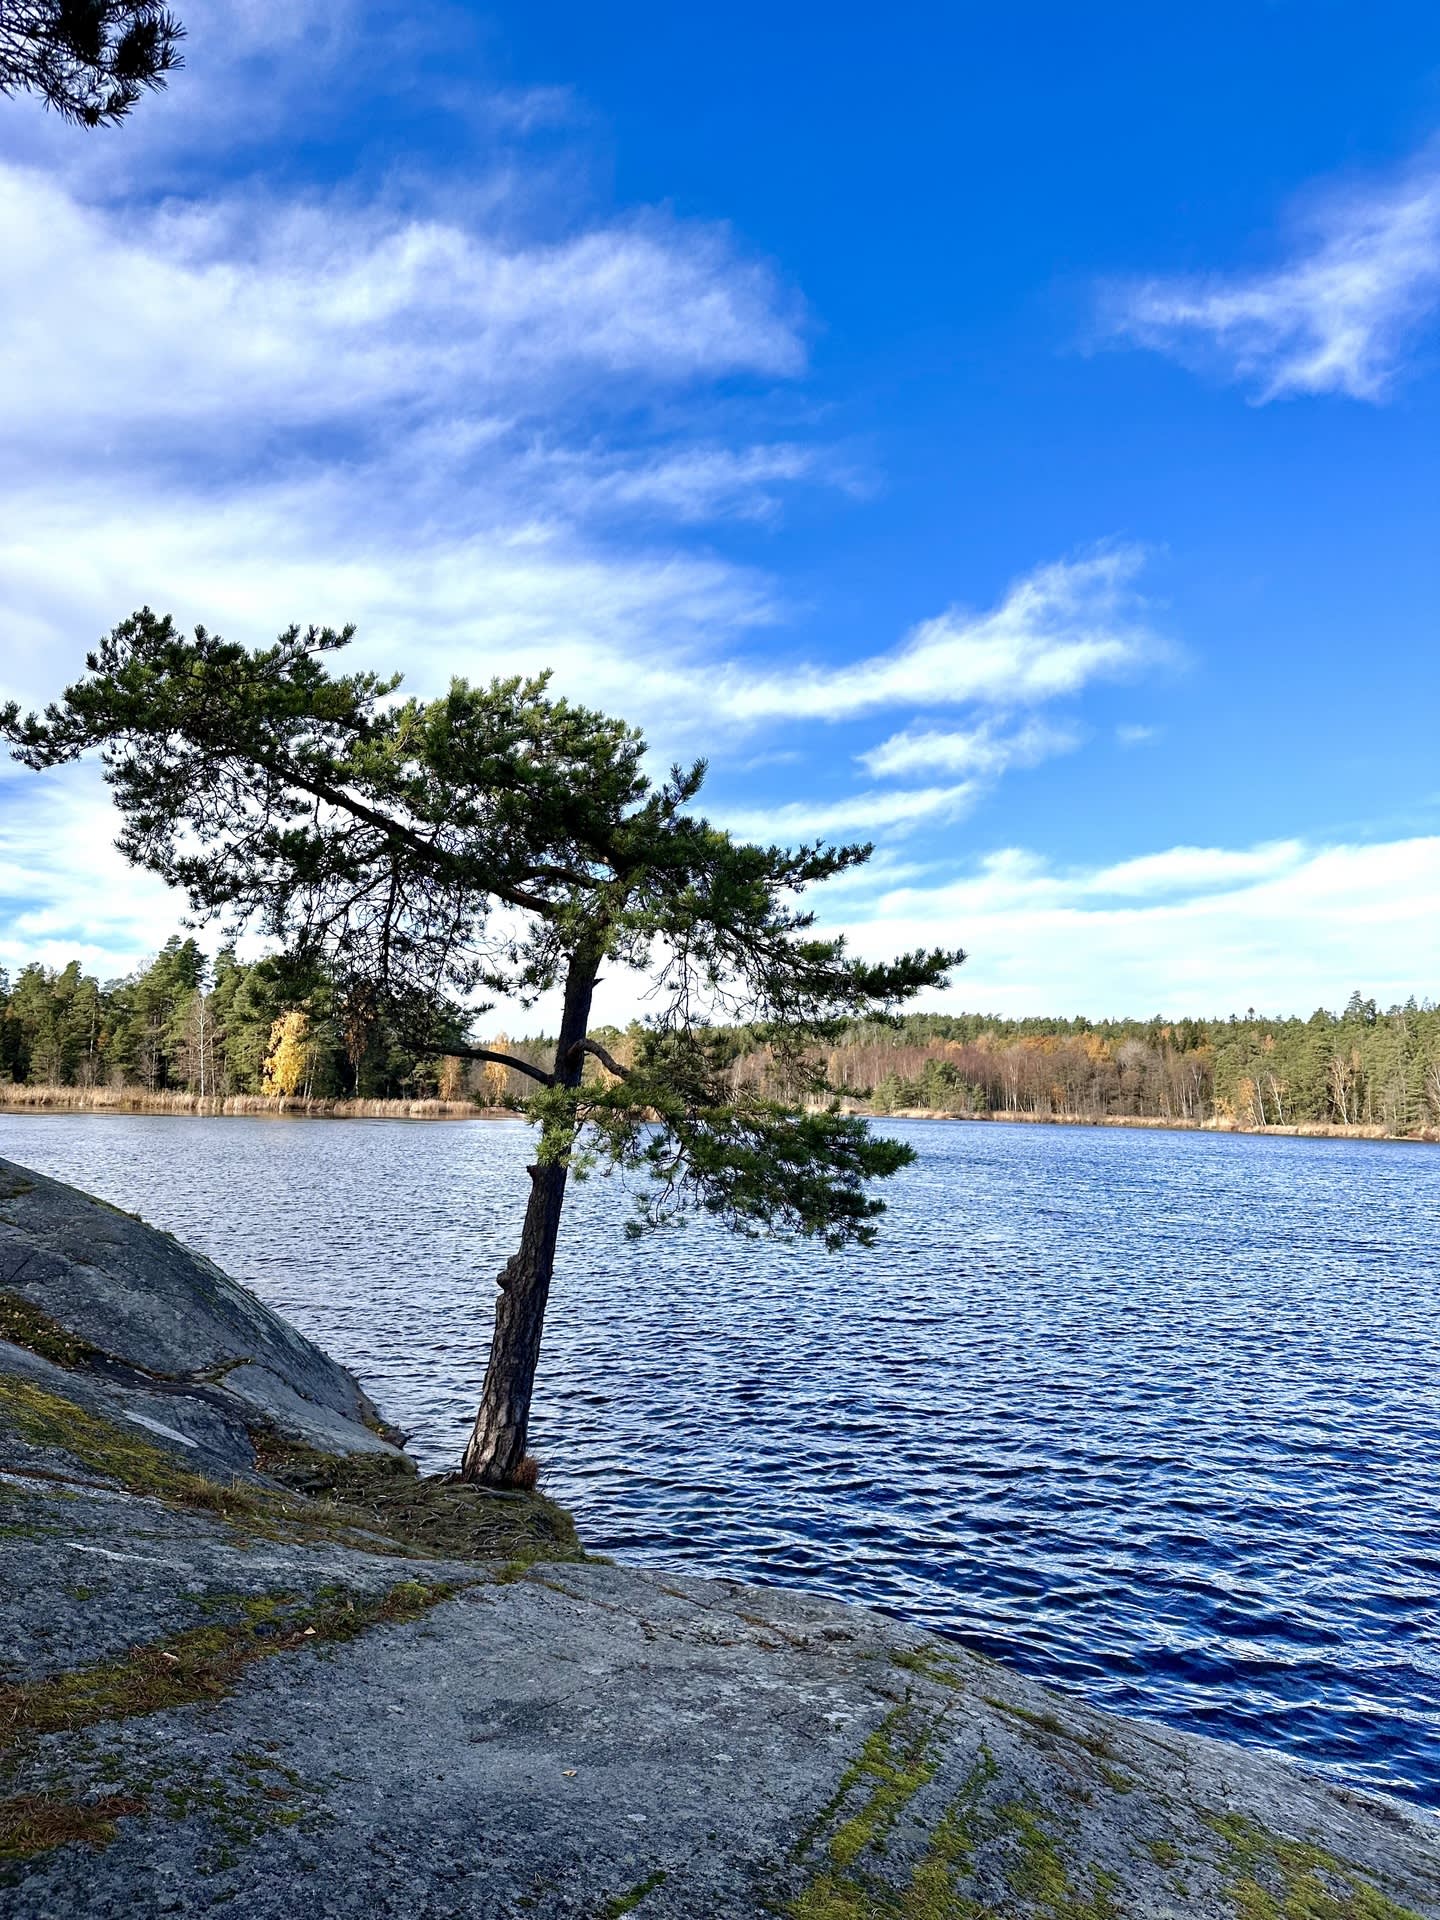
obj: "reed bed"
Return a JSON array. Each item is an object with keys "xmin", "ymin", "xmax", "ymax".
[{"xmin": 0, "ymin": 1085, "xmax": 518, "ymax": 1120}]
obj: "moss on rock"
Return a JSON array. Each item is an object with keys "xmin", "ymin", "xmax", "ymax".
[
  {"xmin": 0, "ymin": 1373, "xmax": 272, "ymax": 1520},
  {"xmin": 1205, "ymin": 1811, "xmax": 1425, "ymax": 1920},
  {"xmin": 0, "ymin": 1293, "xmax": 105, "ymax": 1373},
  {"xmin": 0, "ymin": 1579, "xmax": 462, "ymax": 1764},
  {"xmin": 0, "ymin": 1376, "xmax": 584, "ymax": 1567}
]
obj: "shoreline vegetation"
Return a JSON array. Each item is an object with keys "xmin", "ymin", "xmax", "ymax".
[
  {"xmin": 5, "ymin": 933, "xmax": 1440, "ymax": 1141},
  {"xmin": 0, "ymin": 1084, "xmax": 510, "ymax": 1120},
  {"xmin": 0, "ymin": 1080, "xmax": 1433, "ymax": 1143}
]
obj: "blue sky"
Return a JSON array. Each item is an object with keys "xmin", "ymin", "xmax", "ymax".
[{"xmin": 2, "ymin": 1, "xmax": 1439, "ymax": 1020}]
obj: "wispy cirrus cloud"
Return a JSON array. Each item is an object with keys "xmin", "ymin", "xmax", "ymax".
[
  {"xmin": 0, "ymin": 80, "xmax": 817, "ymax": 722},
  {"xmin": 719, "ymin": 781, "xmax": 980, "ymax": 842},
  {"xmin": 534, "ymin": 441, "xmax": 841, "ymax": 526},
  {"xmin": 0, "ymin": 463, "xmax": 784, "ymax": 721},
  {"xmin": 859, "ymin": 716, "xmax": 1080, "ymax": 780},
  {"xmin": 0, "ymin": 164, "xmax": 804, "ymax": 469},
  {"xmin": 706, "ymin": 559, "xmax": 1160, "ymax": 840},
  {"xmin": 1102, "ymin": 144, "xmax": 1440, "ymax": 401},
  {"xmin": 708, "ymin": 545, "xmax": 1163, "ymax": 726}
]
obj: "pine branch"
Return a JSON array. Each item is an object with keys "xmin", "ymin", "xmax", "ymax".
[{"xmin": 447, "ymin": 1044, "xmax": 555, "ymax": 1088}]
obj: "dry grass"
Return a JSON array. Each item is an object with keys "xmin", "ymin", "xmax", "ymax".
[
  {"xmin": 0, "ymin": 1791, "xmax": 147, "ymax": 1862},
  {"xmin": 250, "ymin": 1435, "xmax": 580, "ymax": 1565},
  {"xmin": 508, "ymin": 1455, "xmax": 541, "ymax": 1492},
  {"xmin": 0, "ymin": 1292, "xmax": 105, "ymax": 1372},
  {"xmin": 0, "ymin": 1582, "xmax": 460, "ymax": 1764},
  {"xmin": 0, "ymin": 1085, "xmax": 513, "ymax": 1120}
]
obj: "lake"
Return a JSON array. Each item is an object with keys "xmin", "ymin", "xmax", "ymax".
[{"xmin": 1, "ymin": 1111, "xmax": 1436, "ymax": 1807}]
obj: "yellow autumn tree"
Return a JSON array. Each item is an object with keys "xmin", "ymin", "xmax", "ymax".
[
  {"xmin": 480, "ymin": 1033, "xmax": 511, "ymax": 1108},
  {"xmin": 437, "ymin": 1054, "xmax": 466, "ymax": 1102},
  {"xmin": 262, "ymin": 1010, "xmax": 311, "ymax": 1099}
]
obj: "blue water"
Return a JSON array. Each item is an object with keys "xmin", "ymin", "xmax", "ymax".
[{"xmin": 1, "ymin": 1112, "xmax": 1436, "ymax": 1806}]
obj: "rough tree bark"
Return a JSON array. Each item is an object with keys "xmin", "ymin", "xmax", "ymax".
[{"xmin": 459, "ymin": 946, "xmax": 600, "ymax": 1486}]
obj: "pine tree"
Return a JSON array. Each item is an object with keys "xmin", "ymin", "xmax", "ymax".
[{"xmin": 6, "ymin": 610, "xmax": 959, "ymax": 1484}]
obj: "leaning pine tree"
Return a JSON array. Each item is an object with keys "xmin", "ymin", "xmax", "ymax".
[{"xmin": 3, "ymin": 613, "xmax": 961, "ymax": 1485}]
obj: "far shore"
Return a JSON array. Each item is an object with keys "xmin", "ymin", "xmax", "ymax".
[
  {"xmin": 0, "ymin": 1082, "xmax": 1434, "ymax": 1143},
  {"xmin": 853, "ymin": 1104, "xmax": 1440, "ymax": 1144},
  {"xmin": 0, "ymin": 1085, "xmax": 523, "ymax": 1121}
]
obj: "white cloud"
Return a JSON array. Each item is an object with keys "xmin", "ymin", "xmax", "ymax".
[
  {"xmin": 0, "ymin": 163, "xmax": 804, "ymax": 469},
  {"xmin": 0, "ymin": 771, "xmax": 180, "ymax": 978},
  {"xmin": 833, "ymin": 836, "xmax": 1440, "ymax": 1017},
  {"xmin": 536, "ymin": 441, "xmax": 828, "ymax": 525},
  {"xmin": 0, "ymin": 464, "xmax": 785, "ymax": 722},
  {"xmin": 0, "ymin": 114, "xmax": 865, "ymax": 755},
  {"xmin": 719, "ymin": 782, "xmax": 979, "ymax": 842},
  {"xmin": 1115, "ymin": 722, "xmax": 1157, "ymax": 747},
  {"xmin": 706, "ymin": 546, "xmax": 1163, "ymax": 724},
  {"xmin": 1103, "ymin": 144, "xmax": 1440, "ymax": 400},
  {"xmin": 0, "ymin": 134, "xmax": 817, "ymax": 727},
  {"xmin": 860, "ymin": 716, "xmax": 1079, "ymax": 779},
  {"xmin": 1083, "ymin": 840, "xmax": 1306, "ymax": 898}
]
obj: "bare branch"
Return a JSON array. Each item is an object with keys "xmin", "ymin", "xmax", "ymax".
[
  {"xmin": 259, "ymin": 759, "xmax": 557, "ymax": 918},
  {"xmin": 448, "ymin": 1044, "xmax": 555, "ymax": 1087},
  {"xmin": 577, "ymin": 1037, "xmax": 631, "ymax": 1080}
]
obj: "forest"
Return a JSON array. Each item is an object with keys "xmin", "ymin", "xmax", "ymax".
[
  {"xmin": 2, "ymin": 938, "xmax": 1437, "ymax": 1134},
  {"xmin": 0, "ymin": 939, "xmax": 464, "ymax": 1103}
]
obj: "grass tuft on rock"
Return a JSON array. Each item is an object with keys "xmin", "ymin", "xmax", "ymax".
[
  {"xmin": 0, "ymin": 1377, "xmax": 584, "ymax": 1567},
  {"xmin": 0, "ymin": 1293, "xmax": 106, "ymax": 1372},
  {"xmin": 249, "ymin": 1432, "xmax": 586, "ymax": 1566},
  {"xmin": 0, "ymin": 1580, "xmax": 461, "ymax": 1761},
  {"xmin": 0, "ymin": 1790, "xmax": 146, "ymax": 1862}
]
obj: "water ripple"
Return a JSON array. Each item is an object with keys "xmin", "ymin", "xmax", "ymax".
[{"xmin": 1, "ymin": 1113, "xmax": 1436, "ymax": 1806}]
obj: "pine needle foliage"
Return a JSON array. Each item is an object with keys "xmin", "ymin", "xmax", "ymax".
[
  {"xmin": 0, "ymin": 1, "xmax": 183, "ymax": 126},
  {"xmin": 4, "ymin": 610, "xmax": 961, "ymax": 1475}
]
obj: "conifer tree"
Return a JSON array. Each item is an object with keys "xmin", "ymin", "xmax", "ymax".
[
  {"xmin": 5, "ymin": 611, "xmax": 960, "ymax": 1484},
  {"xmin": 1, "ymin": 1, "xmax": 183, "ymax": 125}
]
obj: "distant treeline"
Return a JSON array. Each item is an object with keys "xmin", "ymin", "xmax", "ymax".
[
  {"xmin": 2, "ymin": 940, "xmax": 1437, "ymax": 1134},
  {"xmin": 0, "ymin": 939, "xmax": 486, "ymax": 1104},
  {"xmin": 747, "ymin": 1003, "xmax": 1439, "ymax": 1134}
]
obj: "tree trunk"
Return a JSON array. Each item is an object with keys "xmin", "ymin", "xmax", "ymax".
[{"xmin": 459, "ymin": 945, "xmax": 599, "ymax": 1486}]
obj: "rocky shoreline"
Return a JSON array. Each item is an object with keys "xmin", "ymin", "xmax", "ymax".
[{"xmin": 1, "ymin": 1153, "xmax": 1435, "ymax": 1917}]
